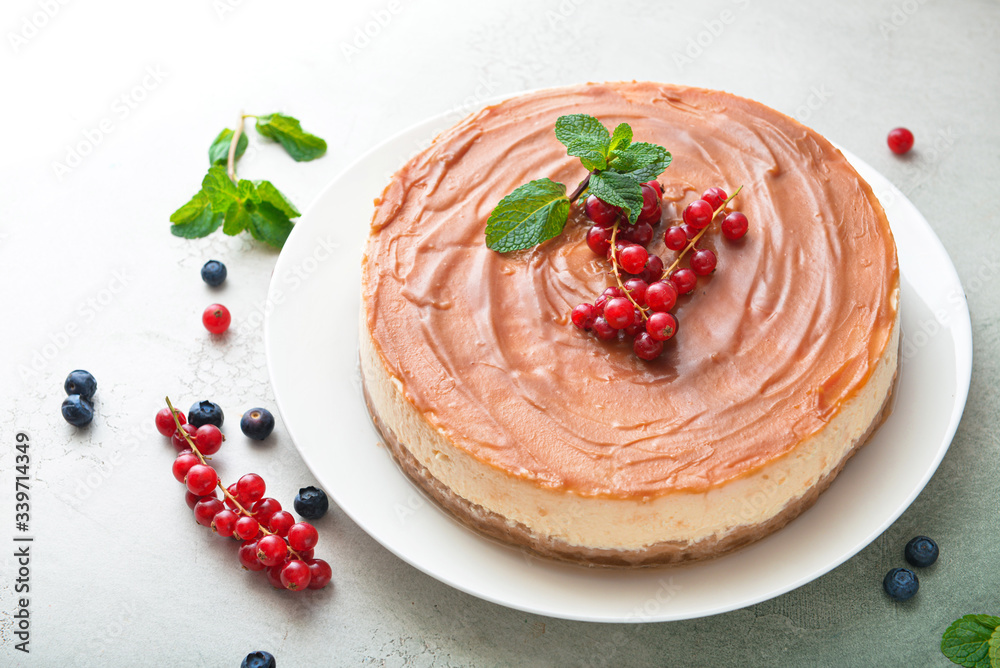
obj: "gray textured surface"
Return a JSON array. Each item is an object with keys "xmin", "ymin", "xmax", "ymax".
[{"xmin": 1, "ymin": 0, "xmax": 998, "ymax": 666}]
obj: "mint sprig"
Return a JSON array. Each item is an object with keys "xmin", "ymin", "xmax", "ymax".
[
  {"xmin": 942, "ymin": 615, "xmax": 1000, "ymax": 668},
  {"xmin": 485, "ymin": 114, "xmax": 671, "ymax": 252},
  {"xmin": 170, "ymin": 112, "xmax": 325, "ymax": 248}
]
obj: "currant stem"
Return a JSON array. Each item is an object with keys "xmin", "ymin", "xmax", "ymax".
[
  {"xmin": 664, "ymin": 185, "xmax": 743, "ymax": 278},
  {"xmin": 164, "ymin": 396, "xmax": 301, "ymax": 559},
  {"xmin": 609, "ymin": 221, "xmax": 648, "ymax": 320},
  {"xmin": 225, "ymin": 114, "xmax": 258, "ymax": 185},
  {"xmin": 568, "ymin": 172, "xmax": 592, "ymax": 203}
]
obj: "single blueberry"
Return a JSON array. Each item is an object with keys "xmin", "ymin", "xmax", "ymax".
[
  {"xmin": 883, "ymin": 567, "xmax": 919, "ymax": 601},
  {"xmin": 294, "ymin": 486, "xmax": 329, "ymax": 520},
  {"xmin": 240, "ymin": 407, "xmax": 275, "ymax": 440},
  {"xmin": 62, "ymin": 395, "xmax": 94, "ymax": 427},
  {"xmin": 64, "ymin": 370, "xmax": 97, "ymax": 401},
  {"xmin": 189, "ymin": 400, "xmax": 224, "ymax": 428},
  {"xmin": 241, "ymin": 651, "xmax": 276, "ymax": 668},
  {"xmin": 201, "ymin": 260, "xmax": 227, "ymax": 287},
  {"xmin": 905, "ymin": 536, "xmax": 939, "ymax": 568}
]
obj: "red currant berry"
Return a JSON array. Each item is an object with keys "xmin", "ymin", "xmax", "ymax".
[
  {"xmin": 237, "ymin": 473, "xmax": 266, "ymax": 505},
  {"xmin": 256, "ymin": 534, "xmax": 288, "ymax": 567},
  {"xmin": 202, "ymin": 304, "xmax": 231, "ymax": 335},
  {"xmin": 238, "ymin": 540, "xmax": 265, "ymax": 571},
  {"xmin": 185, "ymin": 464, "xmax": 218, "ymax": 496},
  {"xmin": 604, "ymin": 298, "xmax": 636, "ymax": 330},
  {"xmin": 639, "ymin": 255, "xmax": 664, "ymax": 283},
  {"xmin": 185, "ymin": 490, "xmax": 215, "ymax": 510},
  {"xmin": 287, "ymin": 522, "xmax": 319, "ymax": 552},
  {"xmin": 645, "ymin": 281, "xmax": 678, "ymax": 312},
  {"xmin": 172, "ymin": 452, "xmax": 201, "ymax": 483},
  {"xmin": 171, "ymin": 423, "xmax": 198, "ymax": 453},
  {"xmin": 637, "ymin": 184, "xmax": 662, "ymax": 224},
  {"xmin": 268, "ymin": 511, "xmax": 295, "ymax": 538},
  {"xmin": 619, "ymin": 245, "xmax": 648, "ymax": 275},
  {"xmin": 225, "ymin": 483, "xmax": 241, "ymax": 510},
  {"xmin": 722, "ymin": 211, "xmax": 749, "ymax": 240},
  {"xmin": 664, "ymin": 226, "xmax": 687, "ymax": 251},
  {"xmin": 156, "ymin": 407, "xmax": 185, "ymax": 437},
  {"xmin": 681, "ymin": 223, "xmax": 699, "ymax": 240},
  {"xmin": 592, "ymin": 316, "xmax": 618, "ymax": 341},
  {"xmin": 682, "ymin": 200, "xmax": 714, "ymax": 230},
  {"xmin": 306, "ymin": 558, "xmax": 332, "ymax": 590},
  {"xmin": 624, "ymin": 310, "xmax": 645, "ymax": 337},
  {"xmin": 633, "ymin": 331, "xmax": 664, "ymax": 361},
  {"xmin": 212, "ymin": 509, "xmax": 238, "ymax": 537},
  {"xmin": 235, "ymin": 516, "xmax": 261, "ymax": 541},
  {"xmin": 194, "ymin": 424, "xmax": 224, "ymax": 456},
  {"xmin": 193, "ymin": 497, "xmax": 224, "ymax": 527},
  {"xmin": 584, "ymin": 195, "xmax": 620, "ymax": 226},
  {"xmin": 644, "ymin": 180, "xmax": 664, "ymax": 198},
  {"xmin": 701, "ymin": 187, "xmax": 728, "ymax": 210},
  {"xmin": 586, "ymin": 225, "xmax": 613, "ymax": 256},
  {"xmin": 647, "ymin": 312, "xmax": 678, "ymax": 341},
  {"xmin": 266, "ymin": 562, "xmax": 288, "ymax": 589},
  {"xmin": 571, "ymin": 303, "xmax": 597, "ymax": 330},
  {"xmin": 887, "ymin": 127, "xmax": 914, "ymax": 154},
  {"xmin": 622, "ymin": 221, "xmax": 654, "ymax": 246},
  {"xmin": 594, "ymin": 286, "xmax": 623, "ymax": 312},
  {"xmin": 297, "ymin": 548, "xmax": 315, "ymax": 561},
  {"xmin": 670, "ymin": 268, "xmax": 698, "ymax": 295},
  {"xmin": 623, "ymin": 278, "xmax": 648, "ymax": 306},
  {"xmin": 252, "ymin": 498, "xmax": 282, "ymax": 526},
  {"xmin": 280, "ymin": 559, "xmax": 312, "ymax": 591},
  {"xmin": 690, "ymin": 249, "xmax": 718, "ymax": 276}
]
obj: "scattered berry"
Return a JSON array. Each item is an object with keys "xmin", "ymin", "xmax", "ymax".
[
  {"xmin": 241, "ymin": 651, "xmax": 276, "ymax": 668},
  {"xmin": 571, "ymin": 303, "xmax": 597, "ymax": 330},
  {"xmin": 195, "ymin": 424, "xmax": 224, "ymax": 455},
  {"xmin": 172, "ymin": 423, "xmax": 198, "ymax": 452},
  {"xmin": 280, "ymin": 560, "xmax": 311, "ymax": 591},
  {"xmin": 682, "ymin": 199, "xmax": 714, "ymax": 229},
  {"xmin": 240, "ymin": 408, "xmax": 275, "ymax": 441},
  {"xmin": 690, "ymin": 249, "xmax": 718, "ymax": 276},
  {"xmin": 64, "ymin": 370, "xmax": 97, "ymax": 401},
  {"xmin": 185, "ymin": 464, "xmax": 219, "ymax": 496},
  {"xmin": 904, "ymin": 536, "xmax": 939, "ymax": 568},
  {"xmin": 61, "ymin": 395, "xmax": 94, "ymax": 427},
  {"xmin": 268, "ymin": 511, "xmax": 295, "ymax": 538},
  {"xmin": 287, "ymin": 523, "xmax": 319, "ymax": 552},
  {"xmin": 156, "ymin": 407, "xmax": 185, "ymax": 437},
  {"xmin": 645, "ymin": 281, "xmax": 678, "ymax": 313},
  {"xmin": 883, "ymin": 567, "xmax": 919, "ymax": 601},
  {"xmin": 189, "ymin": 400, "xmax": 224, "ymax": 428},
  {"xmin": 633, "ymin": 332, "xmax": 664, "ymax": 361},
  {"xmin": 306, "ymin": 558, "xmax": 333, "ymax": 590},
  {"xmin": 256, "ymin": 535, "xmax": 289, "ymax": 567},
  {"xmin": 200, "ymin": 260, "xmax": 227, "ymax": 287},
  {"xmin": 722, "ymin": 211, "xmax": 749, "ymax": 240},
  {"xmin": 701, "ymin": 187, "xmax": 728, "ymax": 210},
  {"xmin": 194, "ymin": 497, "xmax": 224, "ymax": 528},
  {"xmin": 584, "ymin": 195, "xmax": 620, "ymax": 227},
  {"xmin": 887, "ymin": 127, "xmax": 914, "ymax": 155},
  {"xmin": 202, "ymin": 303, "xmax": 231, "ymax": 335},
  {"xmin": 646, "ymin": 312, "xmax": 678, "ymax": 342},
  {"xmin": 670, "ymin": 268, "xmax": 698, "ymax": 295},
  {"xmin": 237, "ymin": 473, "xmax": 266, "ymax": 505},
  {"xmin": 664, "ymin": 226, "xmax": 687, "ymax": 251}
]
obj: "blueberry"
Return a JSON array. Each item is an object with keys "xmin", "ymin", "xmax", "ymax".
[
  {"xmin": 62, "ymin": 395, "xmax": 94, "ymax": 427},
  {"xmin": 905, "ymin": 536, "xmax": 939, "ymax": 568},
  {"xmin": 64, "ymin": 370, "xmax": 97, "ymax": 401},
  {"xmin": 294, "ymin": 486, "xmax": 329, "ymax": 520},
  {"xmin": 241, "ymin": 651, "xmax": 276, "ymax": 668},
  {"xmin": 240, "ymin": 407, "xmax": 275, "ymax": 440},
  {"xmin": 201, "ymin": 260, "xmax": 227, "ymax": 287},
  {"xmin": 189, "ymin": 400, "xmax": 224, "ymax": 428},
  {"xmin": 883, "ymin": 567, "xmax": 919, "ymax": 601}
]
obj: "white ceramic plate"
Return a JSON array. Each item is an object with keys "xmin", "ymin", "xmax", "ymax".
[{"xmin": 264, "ymin": 111, "xmax": 972, "ymax": 623}]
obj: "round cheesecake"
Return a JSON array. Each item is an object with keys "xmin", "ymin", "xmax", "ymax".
[{"xmin": 360, "ymin": 82, "xmax": 899, "ymax": 567}]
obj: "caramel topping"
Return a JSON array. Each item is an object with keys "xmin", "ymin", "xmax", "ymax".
[{"xmin": 362, "ymin": 82, "xmax": 899, "ymax": 498}]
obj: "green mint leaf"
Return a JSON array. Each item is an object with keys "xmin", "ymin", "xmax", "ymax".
[
  {"xmin": 485, "ymin": 178, "xmax": 570, "ymax": 252},
  {"xmin": 555, "ymin": 114, "xmax": 610, "ymax": 171},
  {"xmin": 608, "ymin": 142, "xmax": 672, "ymax": 183},
  {"xmin": 253, "ymin": 180, "xmax": 301, "ymax": 219},
  {"xmin": 609, "ymin": 123, "xmax": 632, "ymax": 153},
  {"xmin": 202, "ymin": 165, "xmax": 239, "ymax": 214},
  {"xmin": 255, "ymin": 113, "xmax": 327, "ymax": 162},
  {"xmin": 169, "ymin": 190, "xmax": 223, "ymax": 239},
  {"xmin": 209, "ymin": 128, "xmax": 248, "ymax": 166},
  {"xmin": 221, "ymin": 179, "xmax": 258, "ymax": 236},
  {"xmin": 588, "ymin": 171, "xmax": 644, "ymax": 224},
  {"xmin": 989, "ymin": 627, "xmax": 1000, "ymax": 667},
  {"xmin": 248, "ymin": 201, "xmax": 295, "ymax": 248},
  {"xmin": 941, "ymin": 615, "xmax": 1000, "ymax": 668}
]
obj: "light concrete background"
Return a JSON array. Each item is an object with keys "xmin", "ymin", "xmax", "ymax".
[{"xmin": 1, "ymin": 0, "xmax": 998, "ymax": 666}]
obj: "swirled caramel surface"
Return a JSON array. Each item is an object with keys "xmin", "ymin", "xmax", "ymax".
[{"xmin": 362, "ymin": 82, "xmax": 898, "ymax": 498}]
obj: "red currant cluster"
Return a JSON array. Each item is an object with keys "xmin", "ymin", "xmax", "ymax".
[
  {"xmin": 156, "ymin": 398, "xmax": 331, "ymax": 591},
  {"xmin": 574, "ymin": 183, "xmax": 749, "ymax": 360}
]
